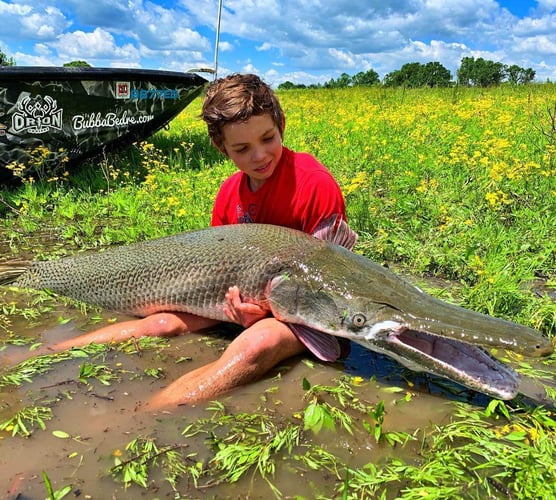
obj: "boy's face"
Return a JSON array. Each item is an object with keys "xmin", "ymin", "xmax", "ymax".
[{"xmin": 219, "ymin": 113, "xmax": 283, "ymax": 191}]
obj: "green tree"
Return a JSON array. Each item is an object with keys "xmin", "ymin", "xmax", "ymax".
[
  {"xmin": 457, "ymin": 57, "xmax": 505, "ymax": 86},
  {"xmin": 0, "ymin": 49, "xmax": 16, "ymax": 66},
  {"xmin": 324, "ymin": 72, "xmax": 352, "ymax": 88},
  {"xmin": 384, "ymin": 62, "xmax": 452, "ymax": 88},
  {"xmin": 384, "ymin": 62, "xmax": 421, "ymax": 87},
  {"xmin": 352, "ymin": 69, "xmax": 380, "ymax": 86},
  {"xmin": 277, "ymin": 81, "xmax": 308, "ymax": 90},
  {"xmin": 505, "ymin": 64, "xmax": 535, "ymax": 84},
  {"xmin": 520, "ymin": 67, "xmax": 536, "ymax": 84},
  {"xmin": 457, "ymin": 56, "xmax": 474, "ymax": 85},
  {"xmin": 277, "ymin": 81, "xmax": 296, "ymax": 90},
  {"xmin": 419, "ymin": 62, "xmax": 452, "ymax": 87},
  {"xmin": 63, "ymin": 60, "xmax": 91, "ymax": 67}
]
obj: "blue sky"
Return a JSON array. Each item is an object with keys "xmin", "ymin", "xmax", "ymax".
[{"xmin": 1, "ymin": 0, "xmax": 555, "ymax": 86}]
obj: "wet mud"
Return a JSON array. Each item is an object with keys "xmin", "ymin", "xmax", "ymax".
[{"xmin": 0, "ymin": 288, "xmax": 554, "ymax": 498}]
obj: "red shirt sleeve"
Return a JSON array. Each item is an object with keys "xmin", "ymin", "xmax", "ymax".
[{"xmin": 295, "ymin": 169, "xmax": 347, "ymax": 234}]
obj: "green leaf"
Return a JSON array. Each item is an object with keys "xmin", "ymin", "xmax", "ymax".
[
  {"xmin": 303, "ymin": 401, "xmax": 335, "ymax": 434},
  {"xmin": 382, "ymin": 386, "xmax": 405, "ymax": 393},
  {"xmin": 42, "ymin": 471, "xmax": 54, "ymax": 498},
  {"xmin": 320, "ymin": 405, "xmax": 336, "ymax": 432},
  {"xmin": 304, "ymin": 401, "xmax": 322, "ymax": 433},
  {"xmin": 55, "ymin": 485, "xmax": 72, "ymax": 500},
  {"xmin": 505, "ymin": 431, "xmax": 527, "ymax": 441},
  {"xmin": 52, "ymin": 430, "xmax": 71, "ymax": 439},
  {"xmin": 57, "ymin": 316, "xmax": 72, "ymax": 325}
]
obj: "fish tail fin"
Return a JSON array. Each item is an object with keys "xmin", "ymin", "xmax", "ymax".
[{"xmin": 0, "ymin": 261, "xmax": 31, "ymax": 285}]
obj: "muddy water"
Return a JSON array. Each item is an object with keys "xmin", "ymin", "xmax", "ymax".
[{"xmin": 0, "ymin": 297, "xmax": 547, "ymax": 499}]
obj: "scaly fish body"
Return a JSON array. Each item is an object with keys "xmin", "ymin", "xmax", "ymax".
[
  {"xmin": 1, "ymin": 223, "xmax": 552, "ymax": 400},
  {"xmin": 6, "ymin": 225, "xmax": 299, "ymax": 320}
]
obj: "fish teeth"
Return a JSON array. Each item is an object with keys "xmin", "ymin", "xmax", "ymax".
[{"xmin": 365, "ymin": 320, "xmax": 401, "ymax": 340}]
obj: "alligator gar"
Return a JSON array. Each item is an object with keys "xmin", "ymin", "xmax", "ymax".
[{"xmin": 0, "ymin": 223, "xmax": 552, "ymax": 400}]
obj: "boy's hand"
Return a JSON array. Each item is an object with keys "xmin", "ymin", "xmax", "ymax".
[{"xmin": 223, "ymin": 286, "xmax": 269, "ymax": 327}]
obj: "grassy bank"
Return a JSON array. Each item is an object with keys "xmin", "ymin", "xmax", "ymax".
[{"xmin": 0, "ymin": 85, "xmax": 555, "ymax": 498}]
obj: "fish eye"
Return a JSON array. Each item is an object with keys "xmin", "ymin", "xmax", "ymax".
[{"xmin": 352, "ymin": 313, "xmax": 366, "ymax": 328}]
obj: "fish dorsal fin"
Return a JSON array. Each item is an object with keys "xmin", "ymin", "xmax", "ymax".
[{"xmin": 312, "ymin": 215, "xmax": 358, "ymax": 251}]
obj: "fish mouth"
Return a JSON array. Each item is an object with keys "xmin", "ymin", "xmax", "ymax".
[{"xmin": 358, "ymin": 322, "xmax": 520, "ymax": 400}]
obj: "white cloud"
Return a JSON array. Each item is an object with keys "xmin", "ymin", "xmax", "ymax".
[
  {"xmin": 537, "ymin": 0, "xmax": 556, "ymax": 12},
  {"xmin": 52, "ymin": 28, "xmax": 140, "ymax": 63},
  {"xmin": 10, "ymin": 51, "xmax": 56, "ymax": 66},
  {"xmin": 170, "ymin": 28, "xmax": 210, "ymax": 51},
  {"xmin": 512, "ymin": 34, "xmax": 556, "ymax": 55},
  {"xmin": 59, "ymin": 0, "xmax": 137, "ymax": 30},
  {"xmin": 242, "ymin": 62, "xmax": 260, "ymax": 74},
  {"xmin": 514, "ymin": 13, "xmax": 556, "ymax": 36},
  {"xmin": 219, "ymin": 41, "xmax": 235, "ymax": 52},
  {"xmin": 0, "ymin": 0, "xmax": 32, "ymax": 15},
  {"xmin": 256, "ymin": 42, "xmax": 273, "ymax": 52},
  {"xmin": 0, "ymin": 1, "xmax": 68, "ymax": 40}
]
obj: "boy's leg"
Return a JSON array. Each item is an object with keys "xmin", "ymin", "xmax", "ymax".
[
  {"xmin": 2, "ymin": 313, "xmax": 219, "ymax": 366},
  {"xmin": 16, "ymin": 313, "xmax": 219, "ymax": 360},
  {"xmin": 147, "ymin": 317, "xmax": 305, "ymax": 408},
  {"xmin": 49, "ymin": 313, "xmax": 220, "ymax": 351}
]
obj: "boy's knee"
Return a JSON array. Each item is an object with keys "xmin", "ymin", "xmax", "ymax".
[
  {"xmin": 239, "ymin": 319, "xmax": 304, "ymax": 365},
  {"xmin": 142, "ymin": 313, "xmax": 189, "ymax": 336}
]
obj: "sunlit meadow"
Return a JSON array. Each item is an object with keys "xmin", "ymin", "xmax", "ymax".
[
  {"xmin": 0, "ymin": 85, "xmax": 555, "ymax": 498},
  {"xmin": 282, "ymin": 86, "xmax": 556, "ymax": 333}
]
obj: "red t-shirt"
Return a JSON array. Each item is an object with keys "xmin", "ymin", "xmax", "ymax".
[{"xmin": 211, "ymin": 147, "xmax": 346, "ymax": 234}]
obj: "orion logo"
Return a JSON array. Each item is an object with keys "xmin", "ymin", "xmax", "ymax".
[{"xmin": 12, "ymin": 95, "xmax": 63, "ymax": 134}]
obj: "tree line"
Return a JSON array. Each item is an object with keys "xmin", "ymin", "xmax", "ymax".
[
  {"xmin": 0, "ymin": 49, "xmax": 536, "ymax": 89},
  {"xmin": 278, "ymin": 57, "xmax": 536, "ymax": 89}
]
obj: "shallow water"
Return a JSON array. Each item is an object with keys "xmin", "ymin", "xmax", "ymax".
[{"xmin": 0, "ymin": 295, "xmax": 553, "ymax": 499}]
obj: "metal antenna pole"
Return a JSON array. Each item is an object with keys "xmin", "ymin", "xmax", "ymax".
[{"xmin": 214, "ymin": 0, "xmax": 223, "ymax": 79}]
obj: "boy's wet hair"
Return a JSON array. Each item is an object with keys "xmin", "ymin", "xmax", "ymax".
[{"xmin": 201, "ymin": 73, "xmax": 285, "ymax": 152}]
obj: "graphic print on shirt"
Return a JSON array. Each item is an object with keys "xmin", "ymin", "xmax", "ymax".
[{"xmin": 236, "ymin": 203, "xmax": 257, "ymax": 223}]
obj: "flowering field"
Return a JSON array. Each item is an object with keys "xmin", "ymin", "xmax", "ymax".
[
  {"xmin": 279, "ymin": 85, "xmax": 556, "ymax": 333},
  {"xmin": 160, "ymin": 84, "xmax": 556, "ymax": 332},
  {"xmin": 0, "ymin": 85, "xmax": 555, "ymax": 498}
]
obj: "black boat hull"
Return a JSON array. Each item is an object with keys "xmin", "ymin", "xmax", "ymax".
[{"xmin": 0, "ymin": 67, "xmax": 207, "ymax": 184}]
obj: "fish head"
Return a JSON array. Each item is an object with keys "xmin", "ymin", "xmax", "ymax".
[
  {"xmin": 318, "ymin": 245, "xmax": 552, "ymax": 357},
  {"xmin": 270, "ymin": 270, "xmax": 521, "ymax": 399},
  {"xmin": 268, "ymin": 243, "xmax": 553, "ymax": 400}
]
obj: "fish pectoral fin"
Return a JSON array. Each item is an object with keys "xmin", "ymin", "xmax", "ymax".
[{"xmin": 288, "ymin": 323, "xmax": 342, "ymax": 361}]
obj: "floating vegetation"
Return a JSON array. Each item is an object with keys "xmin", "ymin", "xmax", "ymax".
[{"xmin": 0, "ymin": 405, "xmax": 52, "ymax": 437}]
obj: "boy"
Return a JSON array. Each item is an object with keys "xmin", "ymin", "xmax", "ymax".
[{"xmin": 34, "ymin": 74, "xmax": 355, "ymax": 408}]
